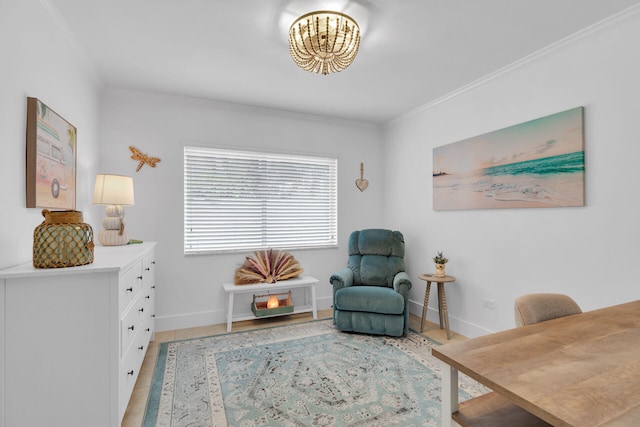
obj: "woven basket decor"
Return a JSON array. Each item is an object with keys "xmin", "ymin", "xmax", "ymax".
[{"xmin": 33, "ymin": 209, "xmax": 95, "ymax": 268}]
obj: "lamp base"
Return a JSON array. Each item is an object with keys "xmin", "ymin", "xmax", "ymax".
[
  {"xmin": 98, "ymin": 204, "xmax": 129, "ymax": 246},
  {"xmin": 98, "ymin": 229, "xmax": 129, "ymax": 246}
]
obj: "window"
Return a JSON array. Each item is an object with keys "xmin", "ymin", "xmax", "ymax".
[{"xmin": 184, "ymin": 146, "xmax": 338, "ymax": 254}]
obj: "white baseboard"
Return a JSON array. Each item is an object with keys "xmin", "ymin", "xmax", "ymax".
[
  {"xmin": 155, "ymin": 309, "xmax": 222, "ymax": 332},
  {"xmin": 407, "ymin": 299, "xmax": 492, "ymax": 339},
  {"xmin": 156, "ymin": 295, "xmax": 334, "ymax": 332},
  {"xmin": 156, "ymin": 297, "xmax": 490, "ymax": 336}
]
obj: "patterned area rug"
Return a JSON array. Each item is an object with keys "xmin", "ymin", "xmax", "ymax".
[{"xmin": 143, "ymin": 319, "xmax": 486, "ymax": 426}]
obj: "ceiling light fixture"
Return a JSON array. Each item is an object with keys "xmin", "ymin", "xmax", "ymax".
[{"xmin": 289, "ymin": 10, "xmax": 361, "ymax": 75}]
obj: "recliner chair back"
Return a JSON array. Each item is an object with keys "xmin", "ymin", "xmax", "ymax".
[{"xmin": 347, "ymin": 229, "xmax": 405, "ymax": 287}]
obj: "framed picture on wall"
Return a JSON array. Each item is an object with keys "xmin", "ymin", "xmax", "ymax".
[
  {"xmin": 433, "ymin": 106, "xmax": 585, "ymax": 211},
  {"xmin": 26, "ymin": 97, "xmax": 77, "ymax": 209}
]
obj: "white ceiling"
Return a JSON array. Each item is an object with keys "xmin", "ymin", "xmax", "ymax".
[{"xmin": 49, "ymin": 0, "xmax": 640, "ymax": 125}]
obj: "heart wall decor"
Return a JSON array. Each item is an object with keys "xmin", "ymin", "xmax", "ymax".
[{"xmin": 356, "ymin": 162, "xmax": 369, "ymax": 192}]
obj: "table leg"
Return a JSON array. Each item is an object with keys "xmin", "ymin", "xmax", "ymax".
[
  {"xmin": 226, "ymin": 292, "xmax": 234, "ymax": 333},
  {"xmin": 420, "ymin": 281, "xmax": 432, "ymax": 332},
  {"xmin": 438, "ymin": 284, "xmax": 444, "ymax": 329},
  {"xmin": 311, "ymin": 282, "xmax": 318, "ymax": 320},
  {"xmin": 438, "ymin": 282, "xmax": 451, "ymax": 339},
  {"xmin": 440, "ymin": 361, "xmax": 459, "ymax": 427}
]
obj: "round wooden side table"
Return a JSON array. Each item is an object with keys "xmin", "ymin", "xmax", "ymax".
[{"xmin": 418, "ymin": 273, "xmax": 456, "ymax": 339}]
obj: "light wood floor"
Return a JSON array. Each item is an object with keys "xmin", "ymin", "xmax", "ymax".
[{"xmin": 121, "ymin": 309, "xmax": 467, "ymax": 426}]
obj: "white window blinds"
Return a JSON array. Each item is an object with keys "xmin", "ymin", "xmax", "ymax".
[{"xmin": 184, "ymin": 146, "xmax": 338, "ymax": 254}]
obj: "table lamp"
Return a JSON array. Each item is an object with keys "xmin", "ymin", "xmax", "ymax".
[{"xmin": 92, "ymin": 174, "xmax": 134, "ymax": 246}]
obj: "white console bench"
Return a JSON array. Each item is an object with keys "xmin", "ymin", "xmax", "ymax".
[{"xmin": 223, "ymin": 276, "xmax": 318, "ymax": 332}]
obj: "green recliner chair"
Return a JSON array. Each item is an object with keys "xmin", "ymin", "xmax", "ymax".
[{"xmin": 330, "ymin": 229, "xmax": 412, "ymax": 337}]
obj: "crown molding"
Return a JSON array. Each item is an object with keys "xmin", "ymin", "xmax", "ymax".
[
  {"xmin": 104, "ymin": 87, "xmax": 381, "ymax": 130},
  {"xmin": 386, "ymin": 3, "xmax": 640, "ymax": 128}
]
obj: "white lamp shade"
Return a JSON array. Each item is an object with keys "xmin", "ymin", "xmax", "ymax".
[{"xmin": 92, "ymin": 174, "xmax": 135, "ymax": 206}]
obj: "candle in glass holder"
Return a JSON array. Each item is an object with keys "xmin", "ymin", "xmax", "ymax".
[{"xmin": 267, "ymin": 295, "xmax": 279, "ymax": 309}]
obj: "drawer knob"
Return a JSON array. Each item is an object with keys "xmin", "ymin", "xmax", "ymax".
[
  {"xmin": 128, "ymin": 325, "xmax": 135, "ymax": 331},
  {"xmin": 152, "ymin": 261, "xmax": 156, "ymax": 264},
  {"xmin": 127, "ymin": 370, "xmax": 134, "ymax": 376},
  {"xmin": 145, "ymin": 295, "xmax": 150, "ymax": 299},
  {"xmin": 146, "ymin": 328, "xmax": 150, "ymax": 332},
  {"xmin": 138, "ymin": 345, "xmax": 144, "ymax": 351},
  {"xmin": 137, "ymin": 275, "xmax": 143, "ymax": 280},
  {"xmin": 152, "ymin": 285, "xmax": 156, "ymax": 289},
  {"xmin": 126, "ymin": 287, "xmax": 133, "ymax": 292},
  {"xmin": 138, "ymin": 308, "xmax": 144, "ymax": 313},
  {"xmin": 145, "ymin": 267, "xmax": 150, "ymax": 271}
]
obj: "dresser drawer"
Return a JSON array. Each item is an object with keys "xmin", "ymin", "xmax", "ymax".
[
  {"xmin": 142, "ymin": 252, "xmax": 155, "ymax": 290},
  {"xmin": 119, "ymin": 264, "xmax": 143, "ymax": 314},
  {"xmin": 120, "ymin": 296, "xmax": 146, "ymax": 358},
  {"xmin": 149, "ymin": 285, "xmax": 156, "ymax": 337},
  {"xmin": 141, "ymin": 289, "xmax": 155, "ymax": 339},
  {"xmin": 119, "ymin": 331, "xmax": 148, "ymax": 415}
]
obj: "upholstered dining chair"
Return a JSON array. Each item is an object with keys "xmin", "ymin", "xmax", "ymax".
[
  {"xmin": 330, "ymin": 229, "xmax": 412, "ymax": 337},
  {"xmin": 514, "ymin": 293, "xmax": 582, "ymax": 327}
]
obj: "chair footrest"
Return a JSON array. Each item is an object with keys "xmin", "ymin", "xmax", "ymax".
[{"xmin": 334, "ymin": 286, "xmax": 405, "ymax": 315}]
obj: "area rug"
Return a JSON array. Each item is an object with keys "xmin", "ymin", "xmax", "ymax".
[{"xmin": 143, "ymin": 319, "xmax": 486, "ymax": 427}]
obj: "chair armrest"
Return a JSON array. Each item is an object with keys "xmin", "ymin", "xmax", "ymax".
[
  {"xmin": 330, "ymin": 268, "xmax": 353, "ymax": 290},
  {"xmin": 393, "ymin": 272, "xmax": 412, "ymax": 297}
]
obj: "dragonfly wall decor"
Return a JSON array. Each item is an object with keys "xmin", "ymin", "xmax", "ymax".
[{"xmin": 129, "ymin": 146, "xmax": 161, "ymax": 172}]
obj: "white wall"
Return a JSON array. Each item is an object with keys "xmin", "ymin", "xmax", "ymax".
[
  {"xmin": 99, "ymin": 89, "xmax": 385, "ymax": 330},
  {"xmin": 383, "ymin": 10, "xmax": 640, "ymax": 337},
  {"xmin": 0, "ymin": 1, "xmax": 101, "ymax": 424},
  {"xmin": 0, "ymin": 0, "xmax": 101, "ymax": 269}
]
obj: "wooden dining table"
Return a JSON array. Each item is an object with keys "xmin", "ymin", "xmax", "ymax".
[{"xmin": 432, "ymin": 300, "xmax": 640, "ymax": 427}]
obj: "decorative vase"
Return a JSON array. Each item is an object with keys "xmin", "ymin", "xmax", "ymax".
[
  {"xmin": 33, "ymin": 209, "xmax": 94, "ymax": 268},
  {"xmin": 435, "ymin": 263, "xmax": 446, "ymax": 277}
]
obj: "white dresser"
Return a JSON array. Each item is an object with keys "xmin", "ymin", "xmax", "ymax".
[{"xmin": 0, "ymin": 242, "xmax": 156, "ymax": 427}]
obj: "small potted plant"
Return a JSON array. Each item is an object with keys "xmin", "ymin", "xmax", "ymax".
[{"xmin": 433, "ymin": 251, "xmax": 448, "ymax": 277}]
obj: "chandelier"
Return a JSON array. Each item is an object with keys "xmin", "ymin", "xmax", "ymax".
[{"xmin": 289, "ymin": 10, "xmax": 361, "ymax": 75}]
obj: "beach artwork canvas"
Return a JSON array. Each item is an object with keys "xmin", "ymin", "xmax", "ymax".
[{"xmin": 433, "ymin": 107, "xmax": 584, "ymax": 211}]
